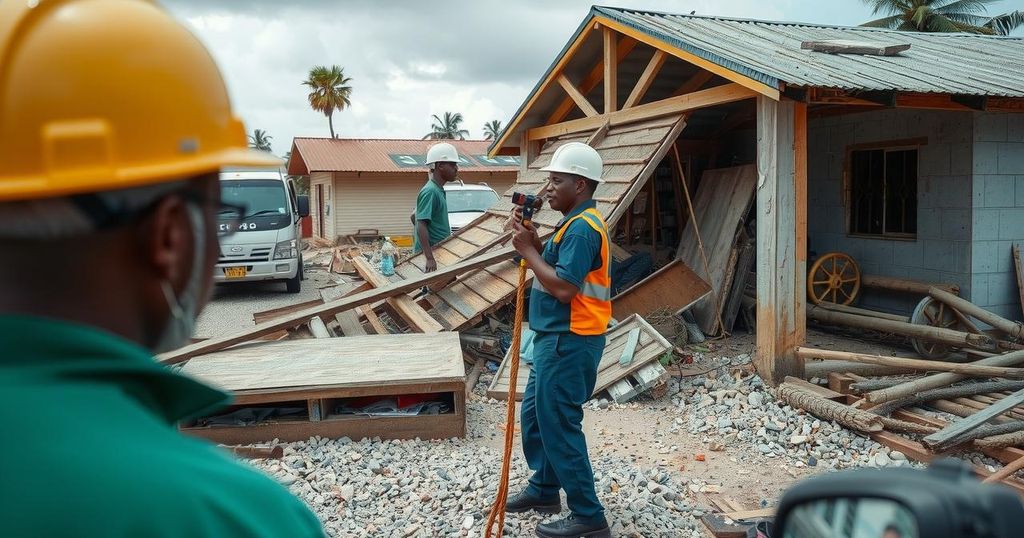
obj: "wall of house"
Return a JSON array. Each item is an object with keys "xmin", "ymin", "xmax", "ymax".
[
  {"xmin": 332, "ymin": 172, "xmax": 517, "ymax": 239},
  {"xmin": 807, "ymin": 108, "xmax": 976, "ymax": 315},
  {"xmin": 970, "ymin": 112, "xmax": 1024, "ymax": 322}
]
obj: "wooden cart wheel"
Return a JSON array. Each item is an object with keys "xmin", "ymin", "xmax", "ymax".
[
  {"xmin": 807, "ymin": 252, "xmax": 861, "ymax": 305},
  {"xmin": 910, "ymin": 296, "xmax": 966, "ymax": 360}
]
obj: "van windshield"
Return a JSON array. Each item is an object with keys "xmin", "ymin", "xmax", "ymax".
[
  {"xmin": 446, "ymin": 189, "xmax": 499, "ymax": 213},
  {"xmin": 221, "ymin": 180, "xmax": 289, "ymax": 218}
]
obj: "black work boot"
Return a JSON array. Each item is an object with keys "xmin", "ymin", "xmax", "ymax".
[
  {"xmin": 505, "ymin": 490, "xmax": 562, "ymax": 514},
  {"xmin": 535, "ymin": 514, "xmax": 611, "ymax": 538}
]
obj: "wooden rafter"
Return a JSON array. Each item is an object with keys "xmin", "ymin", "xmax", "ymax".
[
  {"xmin": 672, "ymin": 70, "xmax": 714, "ymax": 97},
  {"xmin": 603, "ymin": 27, "xmax": 618, "ymax": 114},
  {"xmin": 547, "ymin": 36, "xmax": 638, "ymax": 125},
  {"xmin": 528, "ymin": 82, "xmax": 756, "ymax": 141},
  {"xmin": 624, "ymin": 49, "xmax": 666, "ymax": 109},
  {"xmin": 556, "ymin": 74, "xmax": 599, "ymax": 117}
]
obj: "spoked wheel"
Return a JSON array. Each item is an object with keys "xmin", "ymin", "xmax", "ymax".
[
  {"xmin": 910, "ymin": 296, "xmax": 967, "ymax": 359},
  {"xmin": 807, "ymin": 252, "xmax": 861, "ymax": 305}
]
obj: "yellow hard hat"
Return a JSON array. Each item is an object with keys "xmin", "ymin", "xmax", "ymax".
[{"xmin": 0, "ymin": 0, "xmax": 280, "ymax": 202}]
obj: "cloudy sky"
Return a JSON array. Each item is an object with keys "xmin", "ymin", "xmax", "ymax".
[{"xmin": 158, "ymin": 0, "xmax": 1022, "ymax": 156}]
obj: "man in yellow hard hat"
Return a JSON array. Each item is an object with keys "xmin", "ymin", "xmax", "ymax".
[{"xmin": 0, "ymin": 1, "xmax": 322, "ymax": 536}]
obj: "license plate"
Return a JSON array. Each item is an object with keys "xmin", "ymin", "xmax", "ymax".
[{"xmin": 224, "ymin": 266, "xmax": 247, "ymax": 278}]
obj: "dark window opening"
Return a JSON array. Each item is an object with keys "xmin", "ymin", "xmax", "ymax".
[{"xmin": 848, "ymin": 148, "xmax": 917, "ymax": 237}]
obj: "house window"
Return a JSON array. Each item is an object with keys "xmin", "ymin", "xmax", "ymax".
[{"xmin": 848, "ymin": 147, "xmax": 918, "ymax": 237}]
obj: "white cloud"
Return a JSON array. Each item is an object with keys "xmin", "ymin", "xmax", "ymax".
[{"xmin": 158, "ymin": 0, "xmax": 935, "ymax": 155}]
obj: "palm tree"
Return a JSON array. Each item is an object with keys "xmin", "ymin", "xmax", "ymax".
[
  {"xmin": 248, "ymin": 129, "xmax": 273, "ymax": 152},
  {"xmin": 302, "ymin": 65, "xmax": 353, "ymax": 138},
  {"xmin": 860, "ymin": 0, "xmax": 1007, "ymax": 34},
  {"xmin": 423, "ymin": 112, "xmax": 470, "ymax": 140},
  {"xmin": 984, "ymin": 10, "xmax": 1024, "ymax": 35},
  {"xmin": 482, "ymin": 120, "xmax": 503, "ymax": 141}
]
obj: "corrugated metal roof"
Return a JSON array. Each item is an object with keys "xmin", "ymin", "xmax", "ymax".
[
  {"xmin": 289, "ymin": 138, "xmax": 519, "ymax": 175},
  {"xmin": 595, "ymin": 6, "xmax": 1024, "ymax": 97}
]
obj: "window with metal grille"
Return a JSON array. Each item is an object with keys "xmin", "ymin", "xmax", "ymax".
[{"xmin": 848, "ymin": 147, "xmax": 918, "ymax": 238}]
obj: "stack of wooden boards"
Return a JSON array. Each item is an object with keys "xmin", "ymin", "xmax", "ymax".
[{"xmin": 787, "ymin": 291, "xmax": 1024, "ymax": 493}]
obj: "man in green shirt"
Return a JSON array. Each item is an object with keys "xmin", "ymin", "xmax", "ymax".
[
  {"xmin": 0, "ymin": 1, "xmax": 322, "ymax": 536},
  {"xmin": 412, "ymin": 142, "xmax": 458, "ymax": 271}
]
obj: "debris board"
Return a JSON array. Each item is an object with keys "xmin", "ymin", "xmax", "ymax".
[
  {"xmin": 351, "ymin": 256, "xmax": 442, "ymax": 333},
  {"xmin": 487, "ymin": 314, "xmax": 672, "ymax": 401},
  {"xmin": 396, "ymin": 114, "xmax": 690, "ymax": 332},
  {"xmin": 607, "ymin": 361, "xmax": 669, "ymax": 403},
  {"xmin": 611, "ymin": 258, "xmax": 711, "ymax": 319},
  {"xmin": 675, "ymin": 165, "xmax": 758, "ymax": 335},
  {"xmin": 179, "ymin": 333, "xmax": 464, "ymax": 396},
  {"xmin": 801, "ymin": 40, "xmax": 910, "ymax": 56}
]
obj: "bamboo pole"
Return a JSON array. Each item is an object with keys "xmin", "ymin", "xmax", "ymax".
[
  {"xmin": 867, "ymin": 380, "xmax": 1024, "ymax": 417},
  {"xmin": 796, "ymin": 347, "xmax": 1024, "ymax": 379},
  {"xmin": 804, "ymin": 360, "xmax": 918, "ymax": 379},
  {"xmin": 929, "ymin": 287, "xmax": 1024, "ymax": 342},
  {"xmin": 807, "ymin": 308, "xmax": 999, "ymax": 351},
  {"xmin": 811, "ymin": 302, "xmax": 909, "ymax": 323},
  {"xmin": 976, "ymin": 430, "xmax": 1024, "ymax": 450},
  {"xmin": 864, "ymin": 350, "xmax": 1024, "ymax": 404}
]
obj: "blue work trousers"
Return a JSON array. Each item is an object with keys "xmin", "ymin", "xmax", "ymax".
[{"xmin": 520, "ymin": 330, "xmax": 606, "ymax": 523}]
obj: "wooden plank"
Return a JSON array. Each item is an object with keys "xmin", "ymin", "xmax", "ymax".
[
  {"xmin": 923, "ymin": 388, "xmax": 1024, "ymax": 449},
  {"xmin": 352, "ymin": 256, "xmax": 444, "ymax": 334},
  {"xmin": 603, "ymin": 27, "xmax": 617, "ymax": 114},
  {"xmin": 624, "ymin": 50, "xmax": 666, "ymax": 109},
  {"xmin": 1014, "ymin": 244, "xmax": 1024, "ymax": 319},
  {"xmin": 783, "ymin": 376, "xmax": 845, "ymax": 401},
  {"xmin": 528, "ymin": 83, "xmax": 754, "ymax": 141},
  {"xmin": 180, "ymin": 333, "xmax": 465, "ymax": 392},
  {"xmin": 677, "ymin": 164, "xmax": 758, "ymax": 335},
  {"xmin": 611, "ymin": 259, "xmax": 711, "ymax": 319},
  {"xmin": 159, "ymin": 247, "xmax": 516, "ymax": 364},
  {"xmin": 320, "ymin": 286, "xmax": 368, "ymax": 336},
  {"xmin": 801, "ymin": 40, "xmax": 910, "ymax": 56},
  {"xmin": 753, "ymin": 97, "xmax": 805, "ymax": 385},
  {"xmin": 556, "ymin": 74, "xmax": 599, "ymax": 118},
  {"xmin": 606, "ymin": 116, "xmax": 689, "ymax": 226},
  {"xmin": 307, "ymin": 316, "xmax": 332, "ymax": 338}
]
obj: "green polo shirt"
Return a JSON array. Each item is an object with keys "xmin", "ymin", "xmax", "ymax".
[
  {"xmin": 528, "ymin": 199, "xmax": 605, "ymax": 334},
  {"xmin": 0, "ymin": 315, "xmax": 323, "ymax": 537},
  {"xmin": 412, "ymin": 179, "xmax": 451, "ymax": 254}
]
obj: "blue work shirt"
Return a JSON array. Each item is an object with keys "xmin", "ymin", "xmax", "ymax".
[{"xmin": 528, "ymin": 199, "xmax": 604, "ymax": 334}]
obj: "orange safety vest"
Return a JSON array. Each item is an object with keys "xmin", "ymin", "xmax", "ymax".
[{"xmin": 543, "ymin": 206, "xmax": 612, "ymax": 336}]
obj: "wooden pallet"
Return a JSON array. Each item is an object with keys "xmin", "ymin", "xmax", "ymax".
[{"xmin": 486, "ymin": 314, "xmax": 672, "ymax": 401}]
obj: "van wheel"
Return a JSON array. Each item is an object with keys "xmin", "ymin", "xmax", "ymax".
[{"xmin": 286, "ymin": 259, "xmax": 303, "ymax": 293}]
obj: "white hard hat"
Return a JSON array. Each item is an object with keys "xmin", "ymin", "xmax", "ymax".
[
  {"xmin": 425, "ymin": 142, "xmax": 460, "ymax": 165},
  {"xmin": 540, "ymin": 142, "xmax": 603, "ymax": 183}
]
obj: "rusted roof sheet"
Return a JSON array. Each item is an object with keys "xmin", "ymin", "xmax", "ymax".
[{"xmin": 288, "ymin": 138, "xmax": 520, "ymax": 175}]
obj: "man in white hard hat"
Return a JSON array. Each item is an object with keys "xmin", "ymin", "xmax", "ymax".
[
  {"xmin": 0, "ymin": 1, "xmax": 322, "ymax": 536},
  {"xmin": 412, "ymin": 141, "xmax": 459, "ymax": 272},
  {"xmin": 508, "ymin": 142, "xmax": 612, "ymax": 538}
]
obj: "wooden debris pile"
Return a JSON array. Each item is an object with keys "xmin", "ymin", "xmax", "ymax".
[{"xmin": 790, "ymin": 289, "xmax": 1024, "ymax": 494}]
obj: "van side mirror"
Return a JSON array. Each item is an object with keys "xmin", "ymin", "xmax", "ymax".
[{"xmin": 296, "ymin": 195, "xmax": 310, "ymax": 218}]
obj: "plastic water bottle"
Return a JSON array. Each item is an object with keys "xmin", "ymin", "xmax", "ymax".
[{"xmin": 380, "ymin": 237, "xmax": 396, "ymax": 276}]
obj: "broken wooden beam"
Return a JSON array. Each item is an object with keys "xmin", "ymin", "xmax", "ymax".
[
  {"xmin": 804, "ymin": 360, "xmax": 917, "ymax": 378},
  {"xmin": 861, "ymin": 275, "xmax": 958, "ymax": 295},
  {"xmin": 777, "ymin": 382, "xmax": 883, "ymax": 432},
  {"xmin": 923, "ymin": 388, "xmax": 1024, "ymax": 450},
  {"xmin": 929, "ymin": 287, "xmax": 1024, "ymax": 342},
  {"xmin": 811, "ymin": 302, "xmax": 909, "ymax": 322},
  {"xmin": 796, "ymin": 347, "xmax": 1024, "ymax": 379},
  {"xmin": 807, "ymin": 307, "xmax": 999, "ymax": 351},
  {"xmin": 352, "ymin": 256, "xmax": 443, "ymax": 334},
  {"xmin": 159, "ymin": 247, "xmax": 517, "ymax": 364},
  {"xmin": 864, "ymin": 350, "xmax": 1024, "ymax": 404}
]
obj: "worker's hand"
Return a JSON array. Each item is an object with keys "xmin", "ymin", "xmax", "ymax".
[
  {"xmin": 511, "ymin": 219, "xmax": 539, "ymax": 257},
  {"xmin": 424, "ymin": 256, "xmax": 437, "ymax": 273},
  {"xmin": 504, "ymin": 207, "xmax": 523, "ymax": 231}
]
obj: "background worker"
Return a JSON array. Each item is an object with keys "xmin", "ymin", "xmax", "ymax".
[
  {"xmin": 412, "ymin": 142, "xmax": 459, "ymax": 272},
  {"xmin": 0, "ymin": 0, "xmax": 322, "ymax": 536},
  {"xmin": 508, "ymin": 142, "xmax": 613, "ymax": 538}
]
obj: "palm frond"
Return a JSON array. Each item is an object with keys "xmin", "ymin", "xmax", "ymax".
[
  {"xmin": 934, "ymin": 0, "xmax": 998, "ymax": 16},
  {"xmin": 861, "ymin": 13, "xmax": 906, "ymax": 27},
  {"xmin": 985, "ymin": 10, "xmax": 1024, "ymax": 35}
]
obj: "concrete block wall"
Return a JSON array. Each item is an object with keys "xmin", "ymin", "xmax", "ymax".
[
  {"xmin": 807, "ymin": 109, "xmax": 975, "ymax": 314},
  {"xmin": 971, "ymin": 112, "xmax": 1024, "ymax": 322}
]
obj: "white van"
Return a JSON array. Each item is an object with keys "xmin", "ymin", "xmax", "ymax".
[
  {"xmin": 443, "ymin": 181, "xmax": 500, "ymax": 232},
  {"xmin": 215, "ymin": 168, "xmax": 310, "ymax": 293}
]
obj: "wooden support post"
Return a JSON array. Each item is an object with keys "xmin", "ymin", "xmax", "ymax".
[
  {"xmin": 754, "ymin": 97, "xmax": 806, "ymax": 385},
  {"xmin": 556, "ymin": 74, "xmax": 599, "ymax": 118},
  {"xmin": 603, "ymin": 28, "xmax": 617, "ymax": 114}
]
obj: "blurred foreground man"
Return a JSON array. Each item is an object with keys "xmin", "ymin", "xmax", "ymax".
[{"xmin": 0, "ymin": 0, "xmax": 322, "ymax": 535}]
